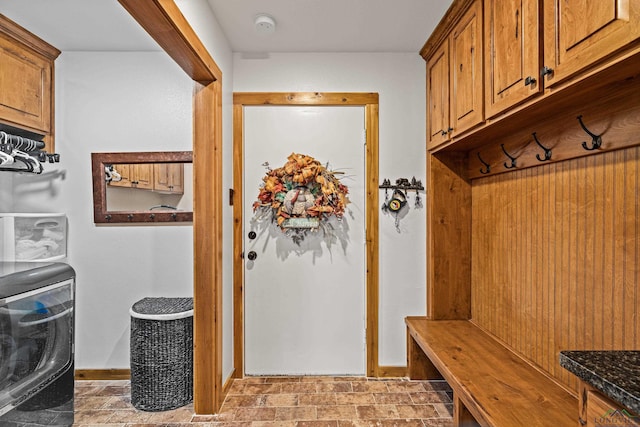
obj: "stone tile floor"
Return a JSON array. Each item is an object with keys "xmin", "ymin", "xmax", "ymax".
[{"xmin": 73, "ymin": 376, "xmax": 454, "ymax": 426}]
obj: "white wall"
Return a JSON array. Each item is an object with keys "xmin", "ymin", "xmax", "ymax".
[
  {"xmin": 8, "ymin": 51, "xmax": 193, "ymax": 369},
  {"xmin": 174, "ymin": 0, "xmax": 236, "ymax": 381},
  {"xmin": 234, "ymin": 52, "xmax": 427, "ymax": 366}
]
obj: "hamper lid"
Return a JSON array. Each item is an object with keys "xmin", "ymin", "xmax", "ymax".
[{"xmin": 130, "ymin": 297, "xmax": 193, "ymax": 320}]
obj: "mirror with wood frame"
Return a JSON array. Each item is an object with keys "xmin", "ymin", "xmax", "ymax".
[{"xmin": 91, "ymin": 151, "xmax": 193, "ymax": 223}]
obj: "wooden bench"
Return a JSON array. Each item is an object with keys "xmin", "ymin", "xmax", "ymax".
[{"xmin": 406, "ymin": 317, "xmax": 577, "ymax": 427}]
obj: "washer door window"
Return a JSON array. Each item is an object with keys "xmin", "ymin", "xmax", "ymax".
[{"xmin": 0, "ymin": 279, "xmax": 73, "ymax": 415}]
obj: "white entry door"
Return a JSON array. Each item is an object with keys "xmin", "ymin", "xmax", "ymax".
[{"xmin": 243, "ymin": 106, "xmax": 366, "ymax": 375}]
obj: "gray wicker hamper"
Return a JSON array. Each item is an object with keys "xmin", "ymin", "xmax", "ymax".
[{"xmin": 130, "ymin": 297, "xmax": 194, "ymax": 411}]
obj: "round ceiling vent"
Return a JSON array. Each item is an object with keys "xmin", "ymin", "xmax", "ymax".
[{"xmin": 255, "ymin": 14, "xmax": 276, "ymax": 34}]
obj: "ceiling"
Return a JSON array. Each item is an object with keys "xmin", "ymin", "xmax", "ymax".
[
  {"xmin": 206, "ymin": 0, "xmax": 453, "ymax": 53},
  {"xmin": 1, "ymin": 0, "xmax": 452, "ymax": 54}
]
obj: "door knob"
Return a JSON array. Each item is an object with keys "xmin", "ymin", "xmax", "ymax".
[
  {"xmin": 247, "ymin": 251, "xmax": 257, "ymax": 261},
  {"xmin": 248, "ymin": 231, "xmax": 257, "ymax": 240}
]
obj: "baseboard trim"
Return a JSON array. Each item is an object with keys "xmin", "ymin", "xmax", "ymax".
[
  {"xmin": 223, "ymin": 368, "xmax": 236, "ymax": 395},
  {"xmin": 75, "ymin": 369, "xmax": 131, "ymax": 381},
  {"xmin": 377, "ymin": 366, "xmax": 408, "ymax": 378}
]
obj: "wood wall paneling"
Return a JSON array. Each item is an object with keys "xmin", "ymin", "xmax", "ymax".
[
  {"xmin": 427, "ymin": 152, "xmax": 471, "ymax": 319},
  {"xmin": 471, "ymin": 147, "xmax": 640, "ymax": 393}
]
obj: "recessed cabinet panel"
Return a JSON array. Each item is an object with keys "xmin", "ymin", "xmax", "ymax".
[
  {"xmin": 0, "ymin": 34, "xmax": 51, "ymax": 133},
  {"xmin": 131, "ymin": 164, "xmax": 153, "ymax": 190},
  {"xmin": 109, "ymin": 164, "xmax": 153, "ymax": 190},
  {"xmin": 154, "ymin": 163, "xmax": 184, "ymax": 194},
  {"xmin": 544, "ymin": 0, "xmax": 640, "ymax": 85},
  {"xmin": 485, "ymin": 0, "xmax": 541, "ymax": 117},
  {"xmin": 451, "ymin": 0, "xmax": 483, "ymax": 133},
  {"xmin": 427, "ymin": 41, "xmax": 450, "ymax": 150}
]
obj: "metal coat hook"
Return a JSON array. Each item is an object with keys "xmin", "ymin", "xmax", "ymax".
[
  {"xmin": 577, "ymin": 115, "xmax": 603, "ymax": 151},
  {"xmin": 532, "ymin": 132, "xmax": 552, "ymax": 162},
  {"xmin": 477, "ymin": 152, "xmax": 490, "ymax": 174},
  {"xmin": 500, "ymin": 144, "xmax": 517, "ymax": 169}
]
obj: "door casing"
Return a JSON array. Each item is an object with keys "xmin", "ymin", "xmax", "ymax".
[{"xmin": 232, "ymin": 92, "xmax": 380, "ymax": 377}]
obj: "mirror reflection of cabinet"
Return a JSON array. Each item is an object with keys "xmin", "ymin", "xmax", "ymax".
[
  {"xmin": 92, "ymin": 151, "xmax": 192, "ymax": 224},
  {"xmin": 108, "ymin": 163, "xmax": 183, "ymax": 193},
  {"xmin": 153, "ymin": 163, "xmax": 184, "ymax": 193},
  {"xmin": 109, "ymin": 164, "xmax": 153, "ymax": 189}
]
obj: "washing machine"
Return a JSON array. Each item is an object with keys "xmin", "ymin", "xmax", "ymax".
[{"xmin": 0, "ymin": 262, "xmax": 75, "ymax": 426}]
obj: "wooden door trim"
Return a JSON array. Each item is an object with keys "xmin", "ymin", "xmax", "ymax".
[
  {"xmin": 118, "ymin": 0, "xmax": 223, "ymax": 414},
  {"xmin": 232, "ymin": 92, "xmax": 380, "ymax": 377}
]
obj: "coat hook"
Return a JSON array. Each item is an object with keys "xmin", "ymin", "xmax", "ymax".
[
  {"xmin": 500, "ymin": 144, "xmax": 517, "ymax": 169},
  {"xmin": 532, "ymin": 132, "xmax": 552, "ymax": 162},
  {"xmin": 477, "ymin": 152, "xmax": 491, "ymax": 174},
  {"xmin": 577, "ymin": 115, "xmax": 602, "ymax": 151}
]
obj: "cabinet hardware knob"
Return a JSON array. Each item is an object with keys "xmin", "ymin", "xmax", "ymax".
[
  {"xmin": 248, "ymin": 231, "xmax": 257, "ymax": 240},
  {"xmin": 524, "ymin": 76, "xmax": 536, "ymax": 87},
  {"xmin": 247, "ymin": 251, "xmax": 257, "ymax": 261},
  {"xmin": 541, "ymin": 66, "xmax": 554, "ymax": 77}
]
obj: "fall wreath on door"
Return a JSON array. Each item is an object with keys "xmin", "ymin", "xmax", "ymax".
[{"xmin": 253, "ymin": 153, "xmax": 350, "ymax": 242}]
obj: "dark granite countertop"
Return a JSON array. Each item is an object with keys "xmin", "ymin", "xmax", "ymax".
[{"xmin": 560, "ymin": 351, "xmax": 640, "ymax": 414}]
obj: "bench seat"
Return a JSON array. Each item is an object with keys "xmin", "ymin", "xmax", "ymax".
[{"xmin": 406, "ymin": 317, "xmax": 577, "ymax": 426}]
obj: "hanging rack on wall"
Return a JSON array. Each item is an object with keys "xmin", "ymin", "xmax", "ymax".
[
  {"xmin": 473, "ymin": 113, "xmax": 608, "ymax": 178},
  {"xmin": 379, "ymin": 177, "xmax": 424, "ymax": 192},
  {"xmin": 0, "ymin": 130, "xmax": 60, "ymax": 174},
  {"xmin": 379, "ymin": 177, "xmax": 425, "ymax": 231}
]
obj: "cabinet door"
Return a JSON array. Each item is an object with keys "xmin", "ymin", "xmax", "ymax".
[
  {"xmin": 543, "ymin": 0, "xmax": 640, "ymax": 86},
  {"xmin": 0, "ymin": 33, "xmax": 52, "ymax": 133},
  {"xmin": 586, "ymin": 391, "xmax": 640, "ymax": 427},
  {"xmin": 109, "ymin": 164, "xmax": 132, "ymax": 188},
  {"xmin": 131, "ymin": 164, "xmax": 153, "ymax": 190},
  {"xmin": 427, "ymin": 41, "xmax": 450, "ymax": 150},
  {"xmin": 485, "ymin": 0, "xmax": 541, "ymax": 118},
  {"xmin": 154, "ymin": 163, "xmax": 184, "ymax": 193},
  {"xmin": 450, "ymin": 0, "xmax": 484, "ymax": 134}
]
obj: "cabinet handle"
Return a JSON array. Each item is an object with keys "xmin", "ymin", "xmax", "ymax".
[
  {"xmin": 441, "ymin": 127, "xmax": 453, "ymax": 136},
  {"xmin": 524, "ymin": 76, "xmax": 536, "ymax": 87},
  {"xmin": 541, "ymin": 66, "xmax": 554, "ymax": 78}
]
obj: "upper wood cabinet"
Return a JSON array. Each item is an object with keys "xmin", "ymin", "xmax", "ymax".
[
  {"xmin": 153, "ymin": 163, "xmax": 184, "ymax": 194},
  {"xmin": 109, "ymin": 163, "xmax": 153, "ymax": 190},
  {"xmin": 423, "ymin": 0, "xmax": 640, "ymax": 153},
  {"xmin": 427, "ymin": 42, "xmax": 450, "ymax": 148},
  {"xmin": 110, "ymin": 163, "xmax": 184, "ymax": 194},
  {"xmin": 426, "ymin": 0, "xmax": 483, "ymax": 150},
  {"xmin": 0, "ymin": 15, "xmax": 60, "ymax": 148},
  {"xmin": 543, "ymin": 0, "xmax": 640, "ymax": 86},
  {"xmin": 485, "ymin": 0, "xmax": 541, "ymax": 118}
]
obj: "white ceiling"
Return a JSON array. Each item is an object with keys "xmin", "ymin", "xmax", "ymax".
[
  {"xmin": 0, "ymin": 1, "xmax": 161, "ymax": 51},
  {"xmin": 206, "ymin": 0, "xmax": 453, "ymax": 53},
  {"xmin": 1, "ymin": 0, "xmax": 452, "ymax": 54}
]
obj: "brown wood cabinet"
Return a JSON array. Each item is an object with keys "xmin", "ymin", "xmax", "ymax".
[
  {"xmin": 153, "ymin": 163, "xmax": 184, "ymax": 193},
  {"xmin": 580, "ymin": 384, "xmax": 640, "ymax": 427},
  {"xmin": 427, "ymin": 0, "xmax": 640, "ymax": 146},
  {"xmin": 484, "ymin": 0, "xmax": 541, "ymax": 118},
  {"xmin": 426, "ymin": 0, "xmax": 483, "ymax": 150},
  {"xmin": 421, "ymin": 0, "xmax": 640, "ymax": 407},
  {"xmin": 0, "ymin": 15, "xmax": 60, "ymax": 151},
  {"xmin": 543, "ymin": 0, "xmax": 640, "ymax": 87},
  {"xmin": 109, "ymin": 164, "xmax": 153, "ymax": 190},
  {"xmin": 110, "ymin": 163, "xmax": 183, "ymax": 193}
]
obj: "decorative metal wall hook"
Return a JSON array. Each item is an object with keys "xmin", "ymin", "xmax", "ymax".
[
  {"xmin": 532, "ymin": 132, "xmax": 552, "ymax": 162},
  {"xmin": 500, "ymin": 144, "xmax": 517, "ymax": 169},
  {"xmin": 577, "ymin": 115, "xmax": 603, "ymax": 151},
  {"xmin": 477, "ymin": 152, "xmax": 490, "ymax": 174}
]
